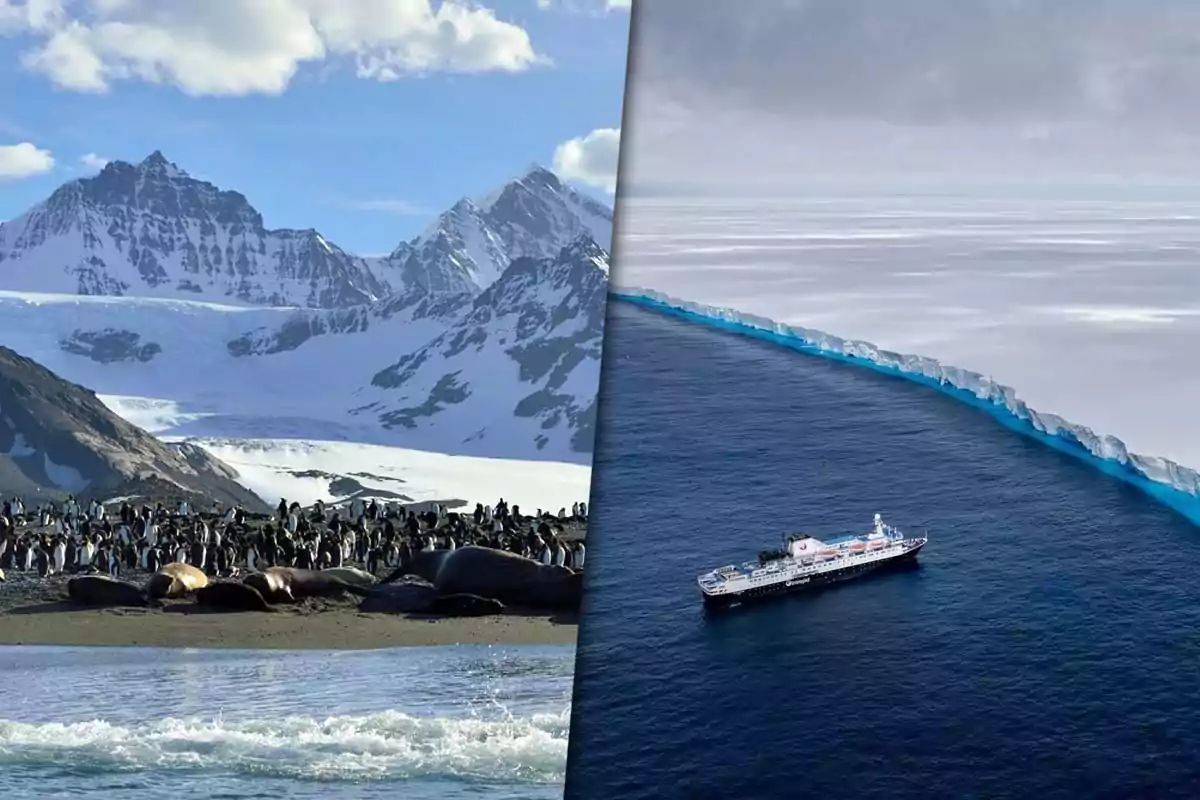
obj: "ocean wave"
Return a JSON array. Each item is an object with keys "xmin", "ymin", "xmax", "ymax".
[
  {"xmin": 613, "ymin": 287, "xmax": 1200, "ymax": 525},
  {"xmin": 0, "ymin": 708, "xmax": 570, "ymax": 784}
]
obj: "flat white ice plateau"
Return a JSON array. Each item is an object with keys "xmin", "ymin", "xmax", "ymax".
[{"xmin": 615, "ymin": 192, "xmax": 1200, "ymax": 487}]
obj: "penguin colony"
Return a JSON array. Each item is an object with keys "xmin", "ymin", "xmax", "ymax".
[{"xmin": 0, "ymin": 494, "xmax": 588, "ymax": 594}]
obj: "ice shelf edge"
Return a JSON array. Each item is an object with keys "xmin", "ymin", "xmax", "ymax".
[{"xmin": 611, "ymin": 286, "xmax": 1200, "ymax": 526}]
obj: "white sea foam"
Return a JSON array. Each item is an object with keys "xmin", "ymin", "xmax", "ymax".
[{"xmin": 0, "ymin": 708, "xmax": 570, "ymax": 783}]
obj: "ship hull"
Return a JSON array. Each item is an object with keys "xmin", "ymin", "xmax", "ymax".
[{"xmin": 701, "ymin": 541, "xmax": 924, "ymax": 611}]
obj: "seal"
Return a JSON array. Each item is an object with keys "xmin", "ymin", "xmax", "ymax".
[
  {"xmin": 195, "ymin": 582, "xmax": 273, "ymax": 612},
  {"xmin": 522, "ymin": 567, "xmax": 583, "ymax": 610},
  {"xmin": 146, "ymin": 562, "xmax": 210, "ymax": 600},
  {"xmin": 242, "ymin": 569, "xmax": 294, "ymax": 604},
  {"xmin": 321, "ymin": 566, "xmax": 377, "ymax": 587},
  {"xmin": 357, "ymin": 576, "xmax": 438, "ymax": 614},
  {"xmin": 427, "ymin": 593, "xmax": 505, "ymax": 617},
  {"xmin": 245, "ymin": 566, "xmax": 371, "ymax": 604},
  {"xmin": 67, "ymin": 575, "xmax": 153, "ymax": 608},
  {"xmin": 382, "ymin": 546, "xmax": 583, "ymax": 610}
]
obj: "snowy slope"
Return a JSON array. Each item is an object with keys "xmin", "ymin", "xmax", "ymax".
[
  {"xmin": 225, "ymin": 286, "xmax": 471, "ymax": 358},
  {"xmin": 357, "ymin": 235, "xmax": 609, "ymax": 458},
  {"xmin": 185, "ymin": 438, "xmax": 592, "ymax": 513},
  {"xmin": 0, "ymin": 270, "xmax": 606, "ymax": 465}
]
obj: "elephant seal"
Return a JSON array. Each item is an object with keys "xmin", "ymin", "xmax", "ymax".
[
  {"xmin": 358, "ymin": 576, "xmax": 438, "ymax": 614},
  {"xmin": 322, "ymin": 566, "xmax": 377, "ymax": 587},
  {"xmin": 67, "ymin": 575, "xmax": 153, "ymax": 608},
  {"xmin": 146, "ymin": 562, "xmax": 209, "ymax": 599},
  {"xmin": 522, "ymin": 568, "xmax": 584, "ymax": 610},
  {"xmin": 247, "ymin": 566, "xmax": 371, "ymax": 604},
  {"xmin": 428, "ymin": 593, "xmax": 505, "ymax": 617},
  {"xmin": 382, "ymin": 546, "xmax": 582, "ymax": 610},
  {"xmin": 242, "ymin": 570, "xmax": 295, "ymax": 604},
  {"xmin": 196, "ymin": 582, "xmax": 273, "ymax": 612}
]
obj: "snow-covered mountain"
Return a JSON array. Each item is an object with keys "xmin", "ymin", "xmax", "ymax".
[
  {"xmin": 359, "ymin": 235, "xmax": 609, "ymax": 455},
  {"xmin": 378, "ymin": 165, "xmax": 614, "ymax": 294},
  {"xmin": 0, "ymin": 152, "xmax": 387, "ymax": 308},
  {"xmin": 0, "ymin": 153, "xmax": 613, "ymax": 307},
  {"xmin": 0, "ymin": 155, "xmax": 611, "ymax": 504}
]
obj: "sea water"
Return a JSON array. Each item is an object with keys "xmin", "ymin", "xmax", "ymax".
[
  {"xmin": 564, "ymin": 304, "xmax": 1200, "ymax": 799},
  {"xmin": 0, "ymin": 644, "xmax": 573, "ymax": 799}
]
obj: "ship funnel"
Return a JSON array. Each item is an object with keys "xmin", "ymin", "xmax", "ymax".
[{"xmin": 874, "ymin": 513, "xmax": 884, "ymax": 536}]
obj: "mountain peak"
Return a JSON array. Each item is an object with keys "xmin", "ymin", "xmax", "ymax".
[
  {"xmin": 521, "ymin": 162, "xmax": 556, "ymax": 179},
  {"xmin": 477, "ymin": 164, "xmax": 562, "ymax": 210},
  {"xmin": 0, "ymin": 152, "xmax": 395, "ymax": 308},
  {"xmin": 516, "ymin": 163, "xmax": 564, "ymax": 192},
  {"xmin": 136, "ymin": 149, "xmax": 187, "ymax": 179},
  {"xmin": 385, "ymin": 165, "xmax": 613, "ymax": 296}
]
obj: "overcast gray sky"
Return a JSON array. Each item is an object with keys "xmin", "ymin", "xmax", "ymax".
[{"xmin": 620, "ymin": 0, "xmax": 1200, "ymax": 191}]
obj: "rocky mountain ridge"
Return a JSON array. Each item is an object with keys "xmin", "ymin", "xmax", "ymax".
[
  {"xmin": 0, "ymin": 153, "xmax": 612, "ymax": 308},
  {"xmin": 357, "ymin": 234, "xmax": 609, "ymax": 455},
  {"xmin": 0, "ymin": 344, "xmax": 268, "ymax": 510}
]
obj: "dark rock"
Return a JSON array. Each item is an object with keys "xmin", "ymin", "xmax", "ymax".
[{"xmin": 59, "ymin": 329, "xmax": 161, "ymax": 363}]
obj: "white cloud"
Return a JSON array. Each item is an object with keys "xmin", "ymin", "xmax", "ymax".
[
  {"xmin": 4, "ymin": 0, "xmax": 543, "ymax": 96},
  {"xmin": 79, "ymin": 152, "xmax": 108, "ymax": 170},
  {"xmin": 0, "ymin": 0, "xmax": 66, "ymax": 34},
  {"xmin": 347, "ymin": 198, "xmax": 428, "ymax": 215},
  {"xmin": 553, "ymin": 126, "xmax": 621, "ymax": 192},
  {"xmin": 0, "ymin": 141, "xmax": 55, "ymax": 180},
  {"xmin": 325, "ymin": 194, "xmax": 430, "ymax": 216},
  {"xmin": 536, "ymin": 0, "xmax": 630, "ymax": 12}
]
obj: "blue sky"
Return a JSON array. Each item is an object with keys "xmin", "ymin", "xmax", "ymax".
[{"xmin": 0, "ymin": 1, "xmax": 629, "ymax": 255}]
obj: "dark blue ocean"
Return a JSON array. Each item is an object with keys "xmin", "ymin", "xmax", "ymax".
[{"xmin": 564, "ymin": 302, "xmax": 1200, "ymax": 799}]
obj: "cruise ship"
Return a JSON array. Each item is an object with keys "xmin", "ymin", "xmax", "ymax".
[{"xmin": 697, "ymin": 514, "xmax": 926, "ymax": 608}]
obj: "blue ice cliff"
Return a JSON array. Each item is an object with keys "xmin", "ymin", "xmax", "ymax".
[{"xmin": 613, "ymin": 287, "xmax": 1200, "ymax": 526}]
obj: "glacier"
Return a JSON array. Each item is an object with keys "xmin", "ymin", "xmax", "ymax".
[
  {"xmin": 0, "ymin": 285, "xmax": 598, "ymax": 511},
  {"xmin": 614, "ymin": 287, "xmax": 1200, "ymax": 526},
  {"xmin": 0, "ymin": 243, "xmax": 605, "ymax": 466}
]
